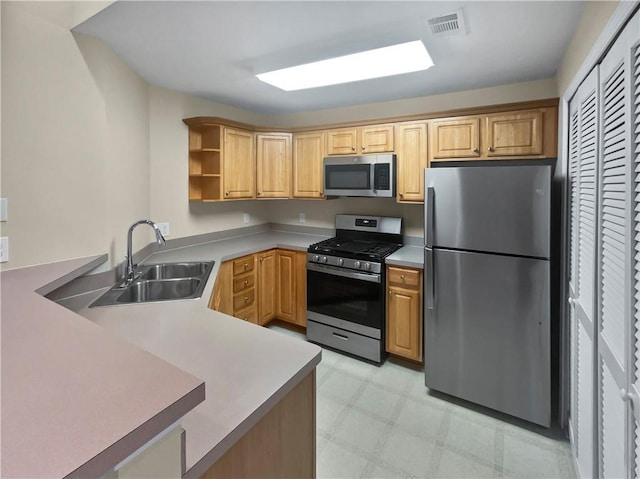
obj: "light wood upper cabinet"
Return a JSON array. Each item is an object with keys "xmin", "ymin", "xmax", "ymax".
[
  {"xmin": 256, "ymin": 133, "xmax": 292, "ymax": 198},
  {"xmin": 326, "ymin": 124, "xmax": 394, "ymax": 155},
  {"xmin": 395, "ymin": 122, "xmax": 428, "ymax": 203},
  {"xmin": 292, "ymin": 131, "xmax": 325, "ymax": 199},
  {"xmin": 386, "ymin": 266, "xmax": 423, "ymax": 362},
  {"xmin": 429, "ymin": 117, "xmax": 481, "ymax": 159},
  {"xmin": 223, "ymin": 127, "xmax": 255, "ymax": 199},
  {"xmin": 428, "ymin": 107, "xmax": 555, "ymax": 162},
  {"xmin": 485, "ymin": 110, "xmax": 543, "ymax": 156},
  {"xmin": 257, "ymin": 250, "xmax": 276, "ymax": 326}
]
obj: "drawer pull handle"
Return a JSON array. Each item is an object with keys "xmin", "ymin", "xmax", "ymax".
[
  {"xmin": 332, "ymin": 332, "xmax": 349, "ymax": 341},
  {"xmin": 400, "ymin": 275, "xmax": 405, "ymax": 279},
  {"xmin": 244, "ymin": 280, "xmax": 248, "ymax": 286},
  {"xmin": 244, "ymin": 263, "xmax": 249, "ymax": 270},
  {"xmin": 244, "ymin": 296, "xmax": 249, "ymax": 302}
]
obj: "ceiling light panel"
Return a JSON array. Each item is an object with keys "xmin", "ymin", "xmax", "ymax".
[{"xmin": 256, "ymin": 40, "xmax": 434, "ymax": 91}]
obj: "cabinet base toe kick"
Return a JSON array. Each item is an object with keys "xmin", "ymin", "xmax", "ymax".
[{"xmin": 306, "ymin": 320, "xmax": 383, "ymax": 363}]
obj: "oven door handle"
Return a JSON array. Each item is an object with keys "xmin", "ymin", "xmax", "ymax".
[{"xmin": 307, "ymin": 262, "xmax": 381, "ymax": 283}]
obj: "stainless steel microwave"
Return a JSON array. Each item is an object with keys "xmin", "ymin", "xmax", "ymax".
[{"xmin": 323, "ymin": 154, "xmax": 395, "ymax": 197}]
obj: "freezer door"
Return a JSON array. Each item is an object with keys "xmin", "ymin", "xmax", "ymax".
[
  {"xmin": 424, "ymin": 248, "xmax": 550, "ymax": 427},
  {"xmin": 424, "ymin": 165, "xmax": 550, "ymax": 258}
]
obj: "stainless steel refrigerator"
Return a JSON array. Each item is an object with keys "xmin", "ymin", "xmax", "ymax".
[{"xmin": 424, "ymin": 165, "xmax": 551, "ymax": 427}]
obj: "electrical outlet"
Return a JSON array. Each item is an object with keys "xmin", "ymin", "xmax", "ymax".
[
  {"xmin": 0, "ymin": 198, "xmax": 7, "ymax": 222},
  {"xmin": 243, "ymin": 213, "xmax": 250, "ymax": 224},
  {"xmin": 157, "ymin": 222, "xmax": 170, "ymax": 236},
  {"xmin": 0, "ymin": 237, "xmax": 8, "ymax": 263},
  {"xmin": 299, "ymin": 213, "xmax": 306, "ymax": 223}
]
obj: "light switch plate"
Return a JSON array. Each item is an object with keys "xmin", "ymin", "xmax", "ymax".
[
  {"xmin": 0, "ymin": 237, "xmax": 8, "ymax": 263},
  {"xmin": 243, "ymin": 213, "xmax": 250, "ymax": 224},
  {"xmin": 157, "ymin": 222, "xmax": 170, "ymax": 236},
  {"xmin": 299, "ymin": 213, "xmax": 306, "ymax": 223},
  {"xmin": 0, "ymin": 198, "xmax": 7, "ymax": 222}
]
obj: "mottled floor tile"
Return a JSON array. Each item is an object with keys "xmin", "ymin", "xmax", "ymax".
[
  {"xmin": 333, "ymin": 407, "xmax": 391, "ymax": 456},
  {"xmin": 436, "ymin": 448, "xmax": 496, "ymax": 478},
  {"xmin": 352, "ymin": 381, "xmax": 404, "ymax": 422},
  {"xmin": 443, "ymin": 411, "xmax": 498, "ymax": 464},
  {"xmin": 380, "ymin": 428, "xmax": 439, "ymax": 478},
  {"xmin": 317, "ymin": 441, "xmax": 370, "ymax": 479},
  {"xmin": 317, "ymin": 395, "xmax": 349, "ymax": 435},
  {"xmin": 395, "ymin": 396, "xmax": 450, "ymax": 442},
  {"xmin": 502, "ymin": 433, "xmax": 573, "ymax": 478}
]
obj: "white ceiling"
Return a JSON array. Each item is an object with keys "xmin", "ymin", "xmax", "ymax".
[{"xmin": 73, "ymin": 1, "xmax": 586, "ymax": 116}]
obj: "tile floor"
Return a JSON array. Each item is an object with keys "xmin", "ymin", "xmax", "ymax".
[{"xmin": 269, "ymin": 324, "xmax": 576, "ymax": 479}]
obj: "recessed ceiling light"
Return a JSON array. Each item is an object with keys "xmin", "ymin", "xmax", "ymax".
[{"xmin": 256, "ymin": 40, "xmax": 434, "ymax": 91}]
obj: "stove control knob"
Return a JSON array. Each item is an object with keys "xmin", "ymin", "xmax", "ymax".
[
  {"xmin": 337, "ymin": 258, "xmax": 344, "ymax": 266},
  {"xmin": 313, "ymin": 255, "xmax": 319, "ymax": 262},
  {"xmin": 354, "ymin": 261, "xmax": 361, "ymax": 268},
  {"xmin": 322, "ymin": 256, "xmax": 328, "ymax": 263},
  {"xmin": 364, "ymin": 262, "xmax": 371, "ymax": 271}
]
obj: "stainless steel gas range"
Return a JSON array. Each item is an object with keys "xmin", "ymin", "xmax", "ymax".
[{"xmin": 306, "ymin": 214, "xmax": 403, "ymax": 363}]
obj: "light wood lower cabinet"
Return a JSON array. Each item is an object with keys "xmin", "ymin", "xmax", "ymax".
[
  {"xmin": 200, "ymin": 371, "xmax": 316, "ymax": 479},
  {"xmin": 211, "ymin": 249, "xmax": 307, "ymax": 328},
  {"xmin": 257, "ymin": 250, "xmax": 276, "ymax": 325},
  {"xmin": 386, "ymin": 266, "xmax": 423, "ymax": 362}
]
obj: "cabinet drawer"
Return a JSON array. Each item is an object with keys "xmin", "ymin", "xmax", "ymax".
[
  {"xmin": 233, "ymin": 288, "xmax": 255, "ymax": 310},
  {"xmin": 387, "ymin": 267, "xmax": 421, "ymax": 289},
  {"xmin": 235, "ymin": 304, "xmax": 257, "ymax": 323},
  {"xmin": 233, "ymin": 272, "xmax": 255, "ymax": 293},
  {"xmin": 232, "ymin": 255, "xmax": 255, "ymax": 275}
]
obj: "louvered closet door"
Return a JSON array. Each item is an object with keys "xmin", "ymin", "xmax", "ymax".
[
  {"xmin": 597, "ymin": 14, "xmax": 638, "ymax": 479},
  {"xmin": 569, "ymin": 67, "xmax": 599, "ymax": 479}
]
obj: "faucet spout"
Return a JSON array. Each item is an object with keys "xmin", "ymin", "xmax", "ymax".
[{"xmin": 125, "ymin": 219, "xmax": 166, "ymax": 285}]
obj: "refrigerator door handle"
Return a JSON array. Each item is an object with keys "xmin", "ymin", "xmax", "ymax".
[
  {"xmin": 425, "ymin": 186, "xmax": 434, "ymax": 248},
  {"xmin": 425, "ymin": 247, "xmax": 434, "ymax": 310}
]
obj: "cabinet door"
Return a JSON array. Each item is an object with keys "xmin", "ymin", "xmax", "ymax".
[
  {"xmin": 295, "ymin": 251, "xmax": 307, "ymax": 327},
  {"xmin": 396, "ymin": 122, "xmax": 428, "ymax": 202},
  {"xmin": 360, "ymin": 124, "xmax": 394, "ymax": 153},
  {"xmin": 223, "ymin": 127, "xmax": 255, "ymax": 199},
  {"xmin": 326, "ymin": 128, "xmax": 357, "ymax": 155},
  {"xmin": 292, "ymin": 132, "xmax": 325, "ymax": 198},
  {"xmin": 429, "ymin": 117, "xmax": 481, "ymax": 159},
  {"xmin": 256, "ymin": 133, "xmax": 291, "ymax": 198},
  {"xmin": 276, "ymin": 250, "xmax": 296, "ymax": 323},
  {"xmin": 485, "ymin": 111, "xmax": 543, "ymax": 157},
  {"xmin": 257, "ymin": 250, "xmax": 276, "ymax": 326},
  {"xmin": 387, "ymin": 286, "xmax": 422, "ymax": 361}
]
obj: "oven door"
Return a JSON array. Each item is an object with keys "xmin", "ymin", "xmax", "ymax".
[{"xmin": 306, "ymin": 262, "xmax": 383, "ymax": 337}]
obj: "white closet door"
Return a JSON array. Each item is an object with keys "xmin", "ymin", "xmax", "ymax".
[
  {"xmin": 598, "ymin": 13, "xmax": 638, "ymax": 479},
  {"xmin": 569, "ymin": 66, "xmax": 599, "ymax": 479},
  {"xmin": 631, "ymin": 32, "xmax": 640, "ymax": 479}
]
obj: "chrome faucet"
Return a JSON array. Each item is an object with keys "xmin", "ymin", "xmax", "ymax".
[{"xmin": 124, "ymin": 219, "xmax": 166, "ymax": 285}]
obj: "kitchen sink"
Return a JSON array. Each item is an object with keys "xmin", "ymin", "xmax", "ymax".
[
  {"xmin": 90, "ymin": 261, "xmax": 214, "ymax": 307},
  {"xmin": 141, "ymin": 262, "xmax": 211, "ymax": 280},
  {"xmin": 117, "ymin": 278, "xmax": 202, "ymax": 303}
]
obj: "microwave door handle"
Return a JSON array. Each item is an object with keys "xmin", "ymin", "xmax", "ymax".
[{"xmin": 425, "ymin": 186, "xmax": 434, "ymax": 248}]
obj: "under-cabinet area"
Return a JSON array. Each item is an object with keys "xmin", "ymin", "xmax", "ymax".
[{"xmin": 183, "ymin": 98, "xmax": 558, "ymax": 205}]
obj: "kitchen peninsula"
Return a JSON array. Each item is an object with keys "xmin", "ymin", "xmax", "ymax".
[{"xmin": 1, "ymin": 227, "xmax": 326, "ymax": 478}]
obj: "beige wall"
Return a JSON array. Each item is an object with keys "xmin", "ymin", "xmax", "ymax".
[
  {"xmin": 148, "ymin": 86, "xmax": 271, "ymax": 239},
  {"xmin": 556, "ymin": 1, "xmax": 619, "ymax": 97},
  {"xmin": 267, "ymin": 79, "xmax": 558, "ymax": 129}
]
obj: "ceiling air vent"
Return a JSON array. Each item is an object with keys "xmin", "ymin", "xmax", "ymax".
[{"xmin": 427, "ymin": 9, "xmax": 467, "ymax": 36}]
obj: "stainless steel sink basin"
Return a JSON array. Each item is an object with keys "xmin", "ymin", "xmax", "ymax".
[
  {"xmin": 141, "ymin": 262, "xmax": 211, "ymax": 280},
  {"xmin": 117, "ymin": 278, "xmax": 202, "ymax": 303},
  {"xmin": 90, "ymin": 260, "xmax": 214, "ymax": 307}
]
